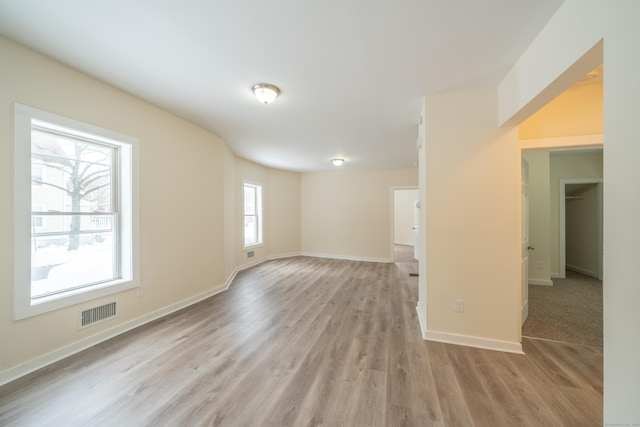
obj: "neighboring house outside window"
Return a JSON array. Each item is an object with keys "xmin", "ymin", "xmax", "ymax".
[
  {"xmin": 13, "ymin": 104, "xmax": 139, "ymax": 319},
  {"xmin": 243, "ymin": 182, "xmax": 262, "ymax": 248}
]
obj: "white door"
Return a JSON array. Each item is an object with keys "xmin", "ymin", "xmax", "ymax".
[
  {"xmin": 521, "ymin": 159, "xmax": 530, "ymax": 326},
  {"xmin": 413, "ymin": 194, "xmax": 420, "ymax": 261}
]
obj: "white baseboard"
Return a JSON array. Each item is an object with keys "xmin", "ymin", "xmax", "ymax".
[
  {"xmin": 0, "ymin": 251, "xmax": 305, "ymax": 387},
  {"xmin": 551, "ymin": 272, "xmax": 562, "ymax": 279},
  {"xmin": 566, "ymin": 264, "xmax": 599, "ymax": 279},
  {"xmin": 423, "ymin": 330, "xmax": 524, "ymax": 354},
  {"xmin": 0, "ymin": 283, "xmax": 228, "ymax": 387},
  {"xmin": 529, "ymin": 278, "xmax": 553, "ymax": 286},
  {"xmin": 415, "ymin": 303, "xmax": 427, "ymax": 340},
  {"xmin": 300, "ymin": 252, "xmax": 392, "ymax": 263}
]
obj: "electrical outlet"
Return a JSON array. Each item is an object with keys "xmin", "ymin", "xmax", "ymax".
[
  {"xmin": 136, "ymin": 286, "xmax": 144, "ymax": 297},
  {"xmin": 454, "ymin": 299, "xmax": 464, "ymax": 313},
  {"xmin": 537, "ymin": 261, "xmax": 543, "ymax": 269}
]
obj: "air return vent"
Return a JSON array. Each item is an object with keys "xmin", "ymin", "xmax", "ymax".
[{"xmin": 79, "ymin": 301, "xmax": 117, "ymax": 329}]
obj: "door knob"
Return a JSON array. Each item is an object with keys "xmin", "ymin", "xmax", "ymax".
[{"xmin": 527, "ymin": 245, "xmax": 535, "ymax": 250}]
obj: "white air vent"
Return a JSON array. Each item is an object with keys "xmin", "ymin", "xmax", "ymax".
[{"xmin": 79, "ymin": 301, "xmax": 117, "ymax": 329}]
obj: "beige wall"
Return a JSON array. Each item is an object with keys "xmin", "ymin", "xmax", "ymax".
[
  {"xmin": 422, "ymin": 87, "xmax": 521, "ymax": 348},
  {"xmin": 232, "ymin": 158, "xmax": 301, "ymax": 268},
  {"xmin": 519, "ymin": 82, "xmax": 603, "ymax": 140},
  {"xmin": 499, "ymin": 1, "xmax": 640, "ymax": 420},
  {"xmin": 519, "ymin": 63, "xmax": 602, "ymax": 285},
  {"xmin": 223, "ymin": 144, "xmax": 237, "ymax": 279},
  {"xmin": 0, "ymin": 37, "xmax": 226, "ymax": 373},
  {"xmin": 301, "ymin": 169, "xmax": 418, "ymax": 261},
  {"xmin": 0, "ymin": 37, "xmax": 301, "ymax": 380},
  {"xmin": 549, "ymin": 151, "xmax": 603, "ymax": 276},
  {"xmin": 394, "ymin": 189, "xmax": 417, "ymax": 246},
  {"xmin": 522, "ymin": 152, "xmax": 552, "ymax": 285}
]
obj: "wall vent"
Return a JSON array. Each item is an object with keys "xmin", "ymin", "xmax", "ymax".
[
  {"xmin": 79, "ymin": 301, "xmax": 117, "ymax": 329},
  {"xmin": 247, "ymin": 251, "xmax": 255, "ymax": 258}
]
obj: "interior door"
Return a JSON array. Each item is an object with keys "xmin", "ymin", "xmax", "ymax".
[
  {"xmin": 413, "ymin": 193, "xmax": 420, "ymax": 261},
  {"xmin": 521, "ymin": 159, "xmax": 530, "ymax": 326}
]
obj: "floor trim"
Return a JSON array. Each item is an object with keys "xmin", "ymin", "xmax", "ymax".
[
  {"xmin": 529, "ymin": 278, "xmax": 554, "ymax": 286},
  {"xmin": 424, "ymin": 330, "xmax": 524, "ymax": 354},
  {"xmin": 0, "ymin": 284, "xmax": 227, "ymax": 387},
  {"xmin": 566, "ymin": 264, "xmax": 599, "ymax": 279},
  {"xmin": 300, "ymin": 252, "xmax": 392, "ymax": 263},
  {"xmin": 0, "ymin": 252, "xmax": 300, "ymax": 387}
]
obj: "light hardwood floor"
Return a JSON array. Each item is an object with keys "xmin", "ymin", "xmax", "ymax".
[{"xmin": 0, "ymin": 257, "xmax": 602, "ymax": 426}]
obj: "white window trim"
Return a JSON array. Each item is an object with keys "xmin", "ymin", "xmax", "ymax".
[
  {"xmin": 13, "ymin": 103, "xmax": 140, "ymax": 320},
  {"xmin": 243, "ymin": 181, "xmax": 263, "ymax": 249}
]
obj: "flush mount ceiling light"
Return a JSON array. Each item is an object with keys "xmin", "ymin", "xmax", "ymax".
[
  {"xmin": 252, "ymin": 83, "xmax": 280, "ymax": 104},
  {"xmin": 331, "ymin": 158, "xmax": 345, "ymax": 166}
]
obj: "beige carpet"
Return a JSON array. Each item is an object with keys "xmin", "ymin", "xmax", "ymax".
[{"xmin": 523, "ymin": 270, "xmax": 603, "ymax": 347}]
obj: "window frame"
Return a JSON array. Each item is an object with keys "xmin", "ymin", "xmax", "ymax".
[
  {"xmin": 13, "ymin": 104, "xmax": 140, "ymax": 320},
  {"xmin": 243, "ymin": 181, "xmax": 263, "ymax": 249}
]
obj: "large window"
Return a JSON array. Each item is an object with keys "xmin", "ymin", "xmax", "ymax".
[
  {"xmin": 243, "ymin": 182, "xmax": 262, "ymax": 248},
  {"xmin": 14, "ymin": 104, "xmax": 139, "ymax": 319}
]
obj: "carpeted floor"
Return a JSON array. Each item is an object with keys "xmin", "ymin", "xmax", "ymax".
[
  {"xmin": 523, "ymin": 270, "xmax": 603, "ymax": 347},
  {"xmin": 394, "ymin": 244, "xmax": 417, "ymax": 263}
]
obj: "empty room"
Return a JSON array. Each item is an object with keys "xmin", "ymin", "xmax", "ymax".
[{"xmin": 1, "ymin": 1, "xmax": 638, "ymax": 425}]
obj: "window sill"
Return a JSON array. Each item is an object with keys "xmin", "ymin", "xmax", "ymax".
[
  {"xmin": 243, "ymin": 243, "xmax": 263, "ymax": 251},
  {"xmin": 15, "ymin": 279, "xmax": 138, "ymax": 320}
]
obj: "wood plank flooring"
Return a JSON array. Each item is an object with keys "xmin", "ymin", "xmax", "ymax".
[{"xmin": 0, "ymin": 256, "xmax": 602, "ymax": 426}]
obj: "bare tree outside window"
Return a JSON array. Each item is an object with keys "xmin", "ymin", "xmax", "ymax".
[{"xmin": 31, "ymin": 128, "xmax": 112, "ymax": 251}]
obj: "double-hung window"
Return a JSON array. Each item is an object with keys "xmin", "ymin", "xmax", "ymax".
[
  {"xmin": 14, "ymin": 104, "xmax": 139, "ymax": 319},
  {"xmin": 243, "ymin": 182, "xmax": 262, "ymax": 248}
]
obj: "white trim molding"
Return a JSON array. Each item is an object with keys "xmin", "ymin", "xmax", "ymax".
[
  {"xmin": 0, "ymin": 251, "xmax": 301, "ymax": 387},
  {"xmin": 299, "ymin": 252, "xmax": 392, "ymax": 263},
  {"xmin": 415, "ymin": 303, "xmax": 427, "ymax": 340},
  {"xmin": 520, "ymin": 134, "xmax": 603, "ymax": 152},
  {"xmin": 423, "ymin": 330, "xmax": 524, "ymax": 355},
  {"xmin": 529, "ymin": 278, "xmax": 554, "ymax": 286},
  {"xmin": 566, "ymin": 264, "xmax": 599, "ymax": 279},
  {"xmin": 0, "ymin": 283, "xmax": 227, "ymax": 387}
]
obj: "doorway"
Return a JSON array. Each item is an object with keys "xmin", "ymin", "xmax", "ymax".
[
  {"xmin": 390, "ymin": 187, "xmax": 418, "ymax": 263},
  {"xmin": 521, "ymin": 150, "xmax": 603, "ymax": 347},
  {"xmin": 560, "ymin": 179, "xmax": 603, "ymax": 280}
]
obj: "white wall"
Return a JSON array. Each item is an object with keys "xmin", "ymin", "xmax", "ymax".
[
  {"xmin": 498, "ymin": 1, "xmax": 640, "ymax": 421},
  {"xmin": 421, "ymin": 87, "xmax": 521, "ymax": 352},
  {"xmin": 301, "ymin": 169, "xmax": 418, "ymax": 262},
  {"xmin": 394, "ymin": 189, "xmax": 417, "ymax": 246},
  {"xmin": 522, "ymin": 152, "xmax": 552, "ymax": 285}
]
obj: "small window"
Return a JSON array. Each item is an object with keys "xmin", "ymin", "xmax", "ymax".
[
  {"xmin": 31, "ymin": 204, "xmax": 46, "ymax": 228},
  {"xmin": 243, "ymin": 182, "xmax": 262, "ymax": 248},
  {"xmin": 32, "ymin": 165, "xmax": 45, "ymax": 185},
  {"xmin": 14, "ymin": 104, "xmax": 139, "ymax": 319}
]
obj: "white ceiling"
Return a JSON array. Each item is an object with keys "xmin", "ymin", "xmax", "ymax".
[{"xmin": 0, "ymin": 0, "xmax": 563, "ymax": 172}]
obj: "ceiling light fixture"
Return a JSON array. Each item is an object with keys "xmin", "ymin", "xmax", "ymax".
[
  {"xmin": 331, "ymin": 158, "xmax": 345, "ymax": 166},
  {"xmin": 252, "ymin": 83, "xmax": 280, "ymax": 104}
]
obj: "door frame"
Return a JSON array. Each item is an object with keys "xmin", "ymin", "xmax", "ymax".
[
  {"xmin": 389, "ymin": 186, "xmax": 419, "ymax": 262},
  {"xmin": 559, "ymin": 178, "xmax": 603, "ymax": 279}
]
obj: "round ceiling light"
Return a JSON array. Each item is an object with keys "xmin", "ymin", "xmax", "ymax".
[
  {"xmin": 252, "ymin": 83, "xmax": 280, "ymax": 104},
  {"xmin": 331, "ymin": 158, "xmax": 345, "ymax": 166}
]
